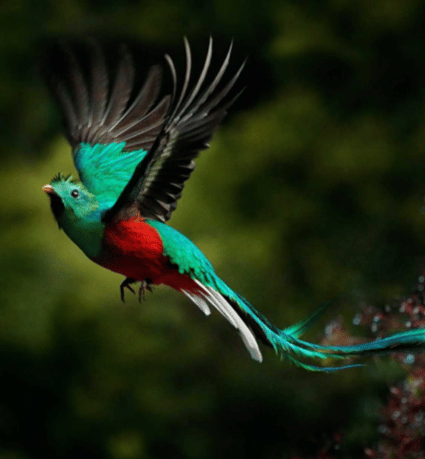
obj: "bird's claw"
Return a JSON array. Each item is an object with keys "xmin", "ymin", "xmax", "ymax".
[
  {"xmin": 120, "ymin": 277, "xmax": 137, "ymax": 303},
  {"xmin": 120, "ymin": 278, "xmax": 153, "ymax": 303},
  {"xmin": 138, "ymin": 279, "xmax": 153, "ymax": 303}
]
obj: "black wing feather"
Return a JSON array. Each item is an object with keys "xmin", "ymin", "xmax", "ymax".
[
  {"xmin": 87, "ymin": 41, "xmax": 109, "ymax": 135},
  {"xmin": 42, "ymin": 41, "xmax": 169, "ymax": 152},
  {"xmin": 104, "ymin": 37, "xmax": 244, "ymax": 223}
]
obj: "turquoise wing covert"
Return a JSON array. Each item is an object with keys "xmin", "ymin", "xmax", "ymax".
[
  {"xmin": 74, "ymin": 142, "xmax": 148, "ymax": 200},
  {"xmin": 42, "ymin": 41, "xmax": 171, "ymax": 200}
]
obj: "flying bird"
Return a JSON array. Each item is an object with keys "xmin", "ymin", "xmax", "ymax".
[{"xmin": 42, "ymin": 38, "xmax": 425, "ymax": 370}]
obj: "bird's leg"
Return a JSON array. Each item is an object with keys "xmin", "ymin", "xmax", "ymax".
[
  {"xmin": 138, "ymin": 278, "xmax": 154, "ymax": 303},
  {"xmin": 120, "ymin": 277, "xmax": 137, "ymax": 303}
]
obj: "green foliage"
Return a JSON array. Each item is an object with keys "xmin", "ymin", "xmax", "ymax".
[{"xmin": 2, "ymin": 0, "xmax": 425, "ymax": 457}]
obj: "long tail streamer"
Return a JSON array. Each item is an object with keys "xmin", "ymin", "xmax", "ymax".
[{"xmin": 183, "ymin": 277, "xmax": 425, "ymax": 372}]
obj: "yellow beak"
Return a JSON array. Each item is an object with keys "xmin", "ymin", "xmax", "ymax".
[{"xmin": 42, "ymin": 184, "xmax": 54, "ymax": 194}]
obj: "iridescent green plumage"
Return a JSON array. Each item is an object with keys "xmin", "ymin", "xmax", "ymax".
[
  {"xmin": 42, "ymin": 38, "xmax": 425, "ymax": 371},
  {"xmin": 75, "ymin": 142, "xmax": 148, "ymax": 201}
]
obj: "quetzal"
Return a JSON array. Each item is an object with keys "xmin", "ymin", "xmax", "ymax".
[{"xmin": 41, "ymin": 38, "xmax": 425, "ymax": 371}]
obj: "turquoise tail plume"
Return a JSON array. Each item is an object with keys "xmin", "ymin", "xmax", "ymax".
[
  {"xmin": 186, "ymin": 275, "xmax": 425, "ymax": 371},
  {"xmin": 149, "ymin": 220, "xmax": 425, "ymax": 370}
]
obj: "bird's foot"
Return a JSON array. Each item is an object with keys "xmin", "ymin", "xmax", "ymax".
[
  {"xmin": 120, "ymin": 278, "xmax": 154, "ymax": 303},
  {"xmin": 138, "ymin": 279, "xmax": 153, "ymax": 303},
  {"xmin": 120, "ymin": 277, "xmax": 137, "ymax": 303}
]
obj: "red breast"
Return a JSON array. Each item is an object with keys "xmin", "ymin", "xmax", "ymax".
[{"xmin": 97, "ymin": 217, "xmax": 199, "ymax": 292}]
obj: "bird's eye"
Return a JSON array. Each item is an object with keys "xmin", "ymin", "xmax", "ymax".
[{"xmin": 71, "ymin": 189, "xmax": 79, "ymax": 198}]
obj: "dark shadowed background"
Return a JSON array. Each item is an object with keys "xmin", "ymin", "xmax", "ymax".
[{"xmin": 2, "ymin": 1, "xmax": 425, "ymax": 458}]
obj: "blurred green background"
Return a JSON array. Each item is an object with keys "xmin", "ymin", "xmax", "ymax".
[{"xmin": 2, "ymin": 0, "xmax": 425, "ymax": 457}]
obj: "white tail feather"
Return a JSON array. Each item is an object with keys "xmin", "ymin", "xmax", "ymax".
[
  {"xmin": 181, "ymin": 289, "xmax": 211, "ymax": 316},
  {"xmin": 186, "ymin": 280, "xmax": 263, "ymax": 362}
]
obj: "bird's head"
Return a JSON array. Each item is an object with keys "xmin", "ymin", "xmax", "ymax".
[{"xmin": 42, "ymin": 174, "xmax": 99, "ymax": 228}]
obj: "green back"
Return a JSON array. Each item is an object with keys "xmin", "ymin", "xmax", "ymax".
[{"xmin": 147, "ymin": 220, "xmax": 217, "ymax": 285}]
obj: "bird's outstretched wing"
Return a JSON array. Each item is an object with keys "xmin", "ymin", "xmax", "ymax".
[
  {"xmin": 103, "ymin": 37, "xmax": 245, "ymax": 223},
  {"xmin": 42, "ymin": 41, "xmax": 171, "ymax": 198}
]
